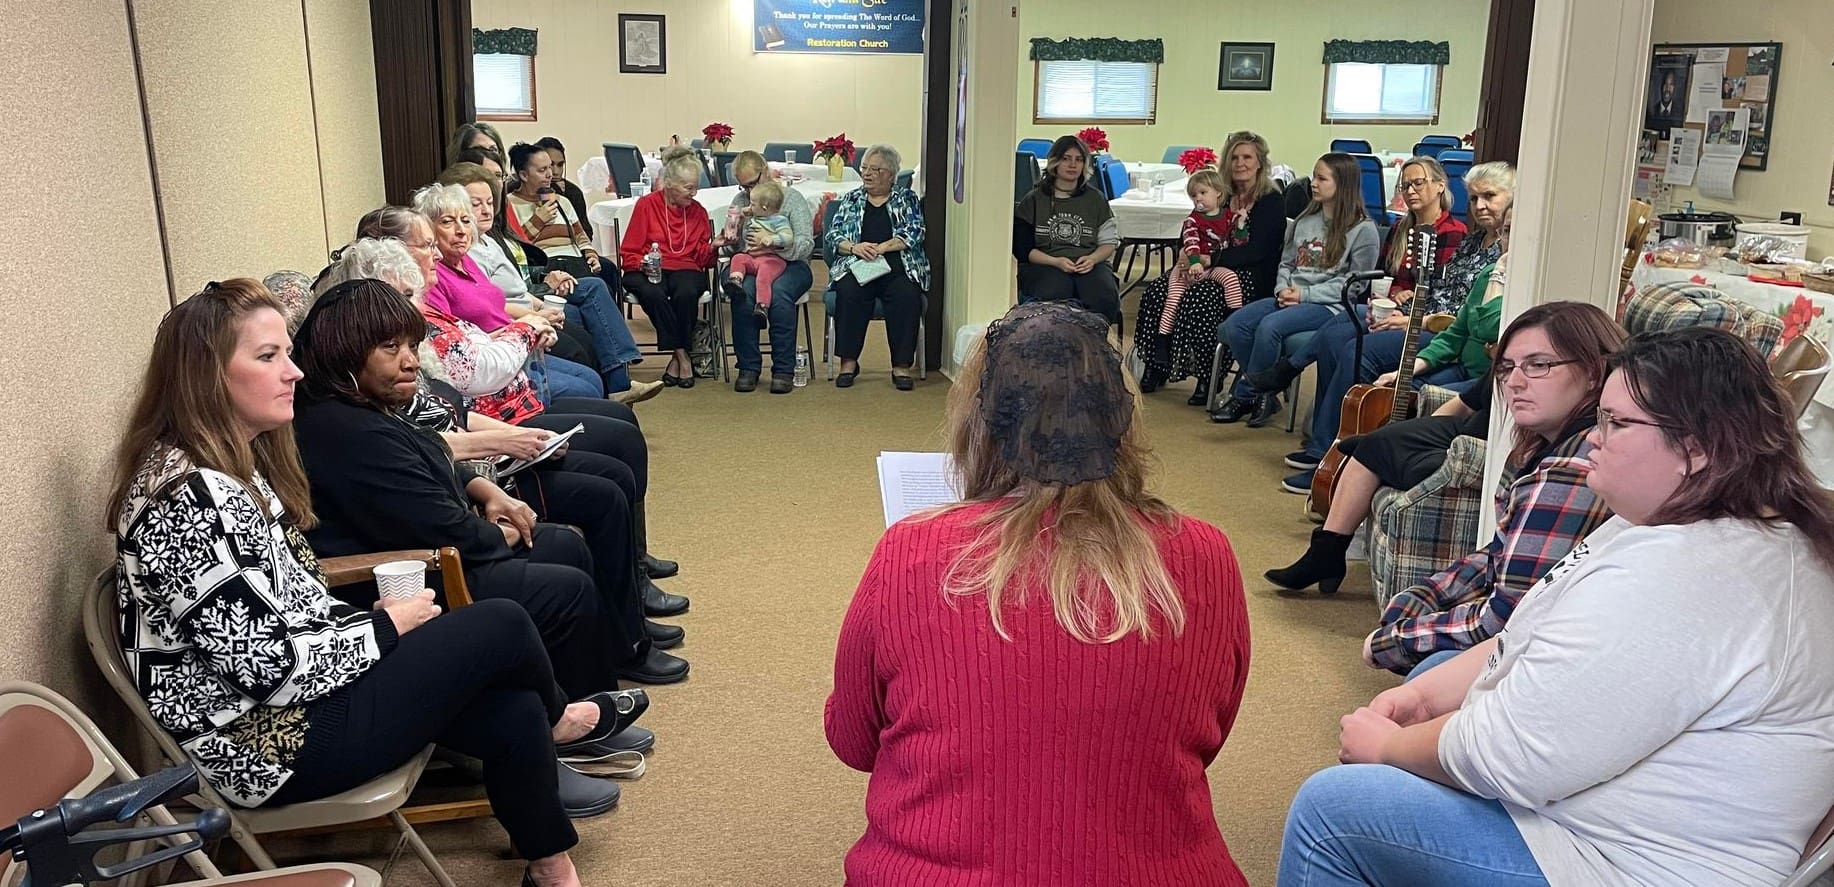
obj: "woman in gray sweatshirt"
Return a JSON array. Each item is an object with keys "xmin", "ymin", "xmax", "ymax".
[{"xmin": 1214, "ymin": 153, "xmax": 1378, "ymax": 427}]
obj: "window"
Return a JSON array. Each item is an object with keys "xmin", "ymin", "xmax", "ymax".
[
  {"xmin": 1034, "ymin": 60, "xmax": 1158, "ymax": 125},
  {"xmin": 474, "ymin": 53, "xmax": 536, "ymax": 121},
  {"xmin": 1322, "ymin": 63, "xmax": 1441, "ymax": 124}
]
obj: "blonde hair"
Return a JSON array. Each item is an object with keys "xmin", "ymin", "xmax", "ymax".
[
  {"xmin": 1386, "ymin": 156, "xmax": 1453, "ymax": 273},
  {"xmin": 1219, "ymin": 131, "xmax": 1278, "ymax": 203},
  {"xmin": 930, "ymin": 335, "xmax": 1185, "ymax": 644},
  {"xmin": 748, "ymin": 178, "xmax": 785, "ymax": 213},
  {"xmin": 1184, "ymin": 168, "xmax": 1227, "ymax": 201}
]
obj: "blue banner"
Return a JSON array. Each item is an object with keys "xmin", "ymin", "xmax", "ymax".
[{"xmin": 754, "ymin": 0, "xmax": 925, "ymax": 55}]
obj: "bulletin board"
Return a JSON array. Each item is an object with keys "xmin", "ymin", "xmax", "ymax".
[{"xmin": 1642, "ymin": 42, "xmax": 1781, "ymax": 172}]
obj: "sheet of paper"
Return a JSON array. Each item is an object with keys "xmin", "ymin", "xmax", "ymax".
[
  {"xmin": 1697, "ymin": 156, "xmax": 1739, "ymax": 200},
  {"xmin": 1702, "ymin": 107, "xmax": 1749, "ymax": 158},
  {"xmin": 1743, "ymin": 74, "xmax": 1770, "ymax": 102},
  {"xmin": 1634, "ymin": 165, "xmax": 1664, "ymax": 201},
  {"xmin": 1694, "ymin": 47, "xmax": 1728, "ymax": 63},
  {"xmin": 1665, "ymin": 129, "xmax": 1701, "ymax": 187},
  {"xmin": 1686, "ymin": 62, "xmax": 1723, "ymax": 124},
  {"xmin": 498, "ymin": 422, "xmax": 585, "ymax": 478},
  {"xmin": 877, "ymin": 451, "xmax": 961, "ymax": 527}
]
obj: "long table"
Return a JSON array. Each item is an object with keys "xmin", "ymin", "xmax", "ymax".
[{"xmin": 585, "ymin": 178, "xmax": 863, "ymax": 256}]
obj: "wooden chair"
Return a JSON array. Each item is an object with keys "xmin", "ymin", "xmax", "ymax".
[
  {"xmin": 1621, "ymin": 198, "xmax": 1656, "ymax": 294},
  {"xmin": 1771, "ymin": 334, "xmax": 1831, "ymax": 420},
  {"xmin": 82, "ymin": 548, "xmax": 491, "ymax": 887},
  {"xmin": 0, "ymin": 680, "xmax": 380, "ymax": 887}
]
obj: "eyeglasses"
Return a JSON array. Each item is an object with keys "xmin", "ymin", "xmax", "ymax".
[
  {"xmin": 1595, "ymin": 407, "xmax": 1680, "ymax": 443},
  {"xmin": 1398, "ymin": 178, "xmax": 1435, "ymax": 193},
  {"xmin": 861, "ymin": 165, "xmax": 894, "ymax": 176},
  {"xmin": 1494, "ymin": 357, "xmax": 1576, "ymax": 379}
]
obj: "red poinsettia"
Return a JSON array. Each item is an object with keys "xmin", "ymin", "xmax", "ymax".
[
  {"xmin": 1177, "ymin": 146, "xmax": 1218, "ymax": 174},
  {"xmin": 1076, "ymin": 127, "xmax": 1109, "ymax": 152},
  {"xmin": 1780, "ymin": 294, "xmax": 1825, "ymax": 345},
  {"xmin": 1461, "ymin": 131, "xmax": 1476, "ymax": 146},
  {"xmin": 814, "ymin": 133, "xmax": 856, "ymax": 162},
  {"xmin": 701, "ymin": 122, "xmax": 735, "ymax": 142}
]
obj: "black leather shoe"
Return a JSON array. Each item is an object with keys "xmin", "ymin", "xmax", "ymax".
[
  {"xmin": 618, "ymin": 648, "xmax": 690, "ymax": 684},
  {"xmin": 1244, "ymin": 358, "xmax": 1303, "ymax": 395},
  {"xmin": 561, "ymin": 725, "xmax": 655, "ymax": 758},
  {"xmin": 641, "ymin": 553, "xmax": 679, "ymax": 579},
  {"xmin": 892, "ymin": 374, "xmax": 915, "ymax": 391},
  {"xmin": 1186, "ymin": 378, "xmax": 1211, "ymax": 407},
  {"xmin": 1246, "ymin": 393, "xmax": 1284, "ymax": 428},
  {"xmin": 645, "ymin": 618, "xmax": 684, "ymax": 649},
  {"xmin": 770, "ymin": 374, "xmax": 794, "ymax": 394},
  {"xmin": 835, "ymin": 371, "xmax": 857, "ymax": 388},
  {"xmin": 556, "ymin": 761, "xmax": 620, "ymax": 818},
  {"xmin": 734, "ymin": 369, "xmax": 759, "ymax": 392},
  {"xmin": 562, "ymin": 688, "xmax": 648, "ymax": 750},
  {"xmin": 643, "ymin": 579, "xmax": 690, "ymax": 616},
  {"xmin": 1209, "ymin": 397, "xmax": 1254, "ymax": 424}
]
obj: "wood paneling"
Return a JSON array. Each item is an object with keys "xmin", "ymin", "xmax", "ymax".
[
  {"xmin": 370, "ymin": 0, "xmax": 472, "ymax": 205},
  {"xmin": 1476, "ymin": 0, "xmax": 1535, "ymax": 163}
]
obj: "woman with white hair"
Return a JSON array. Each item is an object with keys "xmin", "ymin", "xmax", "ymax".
[
  {"xmin": 824, "ymin": 142, "xmax": 929, "ymax": 390},
  {"xmin": 620, "ymin": 147, "xmax": 715, "ymax": 388}
]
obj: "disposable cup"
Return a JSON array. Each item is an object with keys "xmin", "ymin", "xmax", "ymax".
[
  {"xmin": 1369, "ymin": 298, "xmax": 1399, "ymax": 324},
  {"xmin": 373, "ymin": 560, "xmax": 427, "ymax": 601},
  {"xmin": 1370, "ymin": 277, "xmax": 1394, "ymax": 300}
]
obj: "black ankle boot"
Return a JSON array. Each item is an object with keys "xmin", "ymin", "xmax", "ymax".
[
  {"xmin": 1139, "ymin": 362, "xmax": 1168, "ymax": 393},
  {"xmin": 1246, "ymin": 393, "xmax": 1284, "ymax": 427},
  {"xmin": 1244, "ymin": 358, "xmax": 1302, "ymax": 395},
  {"xmin": 1265, "ymin": 527, "xmax": 1353, "ymax": 594},
  {"xmin": 1186, "ymin": 376, "xmax": 1211, "ymax": 407}
]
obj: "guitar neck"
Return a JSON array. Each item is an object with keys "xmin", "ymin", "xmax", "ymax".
[{"xmin": 1389, "ymin": 233, "xmax": 1437, "ymax": 421}]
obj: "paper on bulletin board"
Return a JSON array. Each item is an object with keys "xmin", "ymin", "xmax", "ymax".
[
  {"xmin": 1665, "ymin": 129, "xmax": 1701, "ymax": 186},
  {"xmin": 1702, "ymin": 107, "xmax": 1750, "ymax": 158},
  {"xmin": 1697, "ymin": 156, "xmax": 1739, "ymax": 200},
  {"xmin": 1743, "ymin": 74, "xmax": 1770, "ymax": 102},
  {"xmin": 1634, "ymin": 165, "xmax": 1665, "ymax": 201},
  {"xmin": 1687, "ymin": 62, "xmax": 1723, "ymax": 124},
  {"xmin": 1694, "ymin": 47, "xmax": 1729, "ymax": 63}
]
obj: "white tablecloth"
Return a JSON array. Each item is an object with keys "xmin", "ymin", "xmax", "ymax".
[
  {"xmin": 1124, "ymin": 162, "xmax": 1187, "ymax": 189},
  {"xmin": 1109, "ymin": 180, "xmax": 1195, "ymax": 241},
  {"xmin": 770, "ymin": 161, "xmax": 861, "ymax": 184},
  {"xmin": 586, "ymin": 179, "xmax": 863, "ymax": 256}
]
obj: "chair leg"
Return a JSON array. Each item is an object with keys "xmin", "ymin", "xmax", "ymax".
[
  {"xmin": 1286, "ymin": 375, "xmax": 1301, "ymax": 433},
  {"xmin": 1207, "ymin": 343, "xmax": 1228, "ymax": 412},
  {"xmin": 825, "ymin": 316, "xmax": 836, "ymax": 380},
  {"xmin": 802, "ymin": 301, "xmax": 814, "ymax": 367},
  {"xmin": 918, "ymin": 316, "xmax": 927, "ymax": 379},
  {"xmin": 391, "ymin": 810, "xmax": 458, "ymax": 887}
]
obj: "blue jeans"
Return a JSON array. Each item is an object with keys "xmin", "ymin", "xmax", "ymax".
[
  {"xmin": 1291, "ymin": 310, "xmax": 1365, "ymax": 370},
  {"xmin": 559, "ymin": 277, "xmax": 642, "ymax": 390},
  {"xmin": 1302, "ymin": 328, "xmax": 1442, "ymax": 459},
  {"xmin": 1280, "ymin": 765, "xmax": 1547, "ymax": 887},
  {"xmin": 728, "ymin": 260, "xmax": 813, "ymax": 376},
  {"xmin": 539, "ymin": 355, "xmax": 606, "ymax": 402},
  {"xmin": 1224, "ymin": 300, "xmax": 1337, "ymax": 398},
  {"xmin": 1406, "ymin": 650, "xmax": 1463, "ymax": 682}
]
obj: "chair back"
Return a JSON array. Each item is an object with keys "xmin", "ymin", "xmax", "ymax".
[
  {"xmin": 1017, "ymin": 138, "xmax": 1053, "ymax": 160},
  {"xmin": 1439, "ymin": 151, "xmax": 1474, "ymax": 219},
  {"xmin": 1412, "ymin": 141, "xmax": 1450, "ymax": 159},
  {"xmin": 895, "ymin": 169, "xmax": 915, "ymax": 191},
  {"xmin": 1419, "ymin": 134, "xmax": 1463, "ymax": 148},
  {"xmin": 1014, "ymin": 151, "xmax": 1040, "ymax": 203},
  {"xmin": 1622, "ymin": 281, "xmax": 1785, "ymax": 358},
  {"xmin": 1352, "ymin": 154, "xmax": 1386, "ymax": 223},
  {"xmin": 601, "ymin": 143, "xmax": 644, "ymax": 197},
  {"xmin": 1161, "ymin": 144, "xmax": 1199, "ymax": 164},
  {"xmin": 1771, "ymin": 335, "xmax": 1831, "ymax": 419},
  {"xmin": 690, "ymin": 137, "xmax": 704, "ymax": 149},
  {"xmin": 1102, "ymin": 157, "xmax": 1130, "ymax": 199},
  {"xmin": 1330, "ymin": 138, "xmax": 1372, "ymax": 154},
  {"xmin": 1283, "ymin": 177, "xmax": 1312, "ymax": 219},
  {"xmin": 708, "ymin": 151, "xmax": 740, "ymax": 187},
  {"xmin": 762, "ymin": 141, "xmax": 804, "ymax": 163},
  {"xmin": 1621, "ymin": 198, "xmax": 1656, "ymax": 289},
  {"xmin": 822, "ymin": 198, "xmax": 843, "ymax": 264},
  {"xmin": 1437, "ymin": 148, "xmax": 1475, "ymax": 165}
]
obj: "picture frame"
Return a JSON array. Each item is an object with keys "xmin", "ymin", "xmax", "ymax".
[
  {"xmin": 1647, "ymin": 41, "xmax": 1781, "ymax": 171},
  {"xmin": 1218, "ymin": 42, "xmax": 1275, "ymax": 91},
  {"xmin": 618, "ymin": 14, "xmax": 667, "ymax": 75}
]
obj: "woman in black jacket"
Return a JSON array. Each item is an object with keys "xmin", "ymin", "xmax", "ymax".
[{"xmin": 1132, "ymin": 131, "xmax": 1286, "ymax": 405}]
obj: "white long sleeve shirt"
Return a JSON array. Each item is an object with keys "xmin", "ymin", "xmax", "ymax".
[{"xmin": 1441, "ymin": 516, "xmax": 1834, "ymax": 887}]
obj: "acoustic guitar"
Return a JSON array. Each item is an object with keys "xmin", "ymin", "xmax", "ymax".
[{"xmin": 1306, "ymin": 228, "xmax": 1439, "ymax": 520}]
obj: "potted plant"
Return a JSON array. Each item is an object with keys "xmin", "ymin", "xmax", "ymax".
[
  {"xmin": 1077, "ymin": 127, "xmax": 1110, "ymax": 157},
  {"xmin": 702, "ymin": 122, "xmax": 735, "ymax": 151},
  {"xmin": 814, "ymin": 133, "xmax": 856, "ymax": 182},
  {"xmin": 1176, "ymin": 146, "xmax": 1218, "ymax": 174}
]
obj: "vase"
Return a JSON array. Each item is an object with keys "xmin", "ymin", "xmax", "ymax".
[
  {"xmin": 826, "ymin": 155, "xmax": 845, "ymax": 182},
  {"xmin": 713, "ymin": 139, "xmax": 730, "ymax": 151}
]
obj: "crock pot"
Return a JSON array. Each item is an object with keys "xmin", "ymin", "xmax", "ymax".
[{"xmin": 1657, "ymin": 211, "xmax": 1739, "ymax": 246}]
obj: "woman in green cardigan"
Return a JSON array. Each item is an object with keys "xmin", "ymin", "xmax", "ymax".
[{"xmin": 1376, "ymin": 256, "xmax": 1504, "ymax": 391}]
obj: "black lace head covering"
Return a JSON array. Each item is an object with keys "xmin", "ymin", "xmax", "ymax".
[{"xmin": 978, "ymin": 301, "xmax": 1133, "ymax": 486}]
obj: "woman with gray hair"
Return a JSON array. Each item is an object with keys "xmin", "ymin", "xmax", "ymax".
[
  {"xmin": 824, "ymin": 143, "xmax": 930, "ymax": 389},
  {"xmin": 620, "ymin": 147, "xmax": 715, "ymax": 387}
]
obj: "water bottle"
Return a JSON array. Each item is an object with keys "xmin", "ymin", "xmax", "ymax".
[
  {"xmin": 793, "ymin": 347, "xmax": 811, "ymax": 387},
  {"xmin": 638, "ymin": 165, "xmax": 653, "ymax": 196},
  {"xmin": 644, "ymin": 242, "xmax": 663, "ymax": 284}
]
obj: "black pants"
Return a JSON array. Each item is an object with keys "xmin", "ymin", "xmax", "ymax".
[
  {"xmin": 1018, "ymin": 261, "xmax": 1122, "ymax": 325},
  {"xmin": 467, "ymin": 524, "xmax": 635, "ymax": 699},
  {"xmin": 528, "ymin": 399, "xmax": 647, "ymax": 501},
  {"xmin": 623, "ymin": 268, "xmax": 707, "ymax": 351},
  {"xmin": 834, "ymin": 270, "xmax": 923, "ymax": 369},
  {"xmin": 551, "ymin": 324, "xmax": 599, "ymax": 370},
  {"xmin": 273, "ymin": 599, "xmax": 576, "ymax": 860},
  {"xmin": 512, "ymin": 463, "xmax": 645, "ymax": 655}
]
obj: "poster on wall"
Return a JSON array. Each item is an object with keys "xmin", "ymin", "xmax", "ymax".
[
  {"xmin": 1644, "ymin": 42, "xmax": 1781, "ymax": 171},
  {"xmin": 754, "ymin": 0, "xmax": 924, "ymax": 55}
]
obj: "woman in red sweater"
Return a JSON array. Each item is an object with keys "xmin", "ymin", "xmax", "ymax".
[
  {"xmin": 826, "ymin": 301, "xmax": 1252, "ymax": 887},
  {"xmin": 620, "ymin": 147, "xmax": 715, "ymax": 387}
]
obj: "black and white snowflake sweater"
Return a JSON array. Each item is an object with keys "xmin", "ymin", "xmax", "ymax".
[{"xmin": 113, "ymin": 445, "xmax": 398, "ymax": 807}]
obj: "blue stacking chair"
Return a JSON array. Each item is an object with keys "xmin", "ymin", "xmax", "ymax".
[
  {"xmin": 1437, "ymin": 148, "xmax": 1475, "ymax": 165},
  {"xmin": 1331, "ymin": 138, "xmax": 1373, "ymax": 155},
  {"xmin": 1419, "ymin": 134, "xmax": 1463, "ymax": 149},
  {"xmin": 1438, "ymin": 150, "xmax": 1474, "ymax": 219},
  {"xmin": 601, "ymin": 142, "xmax": 645, "ymax": 197},
  {"xmin": 1101, "ymin": 157, "xmax": 1130, "ymax": 199},
  {"xmin": 1352, "ymin": 154, "xmax": 1387, "ymax": 224},
  {"xmin": 1015, "ymin": 151, "xmax": 1041, "ymax": 202},
  {"xmin": 1017, "ymin": 138, "xmax": 1053, "ymax": 160},
  {"xmin": 1412, "ymin": 141, "xmax": 1450, "ymax": 159},
  {"xmin": 1161, "ymin": 144, "xmax": 1200, "ymax": 163},
  {"xmin": 820, "ymin": 198, "xmax": 927, "ymax": 380},
  {"xmin": 690, "ymin": 137, "xmax": 704, "ymax": 149},
  {"xmin": 762, "ymin": 141, "xmax": 806, "ymax": 163}
]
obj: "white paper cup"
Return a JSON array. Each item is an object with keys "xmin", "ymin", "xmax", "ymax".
[
  {"xmin": 1369, "ymin": 298, "xmax": 1399, "ymax": 323},
  {"xmin": 785, "ymin": 150, "xmax": 798, "ymax": 164},
  {"xmin": 373, "ymin": 560, "xmax": 427, "ymax": 601},
  {"xmin": 1369, "ymin": 277, "xmax": 1394, "ymax": 300}
]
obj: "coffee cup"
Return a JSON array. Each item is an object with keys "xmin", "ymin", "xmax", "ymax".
[
  {"xmin": 1369, "ymin": 298, "xmax": 1399, "ymax": 323},
  {"xmin": 1369, "ymin": 277, "xmax": 1394, "ymax": 300},
  {"xmin": 785, "ymin": 149, "xmax": 798, "ymax": 164},
  {"xmin": 373, "ymin": 560, "xmax": 428, "ymax": 601}
]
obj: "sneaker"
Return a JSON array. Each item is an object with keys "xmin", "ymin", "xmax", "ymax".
[
  {"xmin": 1209, "ymin": 397, "xmax": 1254, "ymax": 424},
  {"xmin": 609, "ymin": 379, "xmax": 665, "ymax": 404},
  {"xmin": 1284, "ymin": 450, "xmax": 1322, "ymax": 470},
  {"xmin": 1281, "ymin": 469, "xmax": 1315, "ymax": 495}
]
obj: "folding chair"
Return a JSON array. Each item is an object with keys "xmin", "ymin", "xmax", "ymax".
[
  {"xmin": 1017, "ymin": 138, "xmax": 1052, "ymax": 160},
  {"xmin": 1352, "ymin": 154, "xmax": 1388, "ymax": 224},
  {"xmin": 601, "ymin": 143, "xmax": 645, "ymax": 197},
  {"xmin": 1161, "ymin": 144, "xmax": 1199, "ymax": 163},
  {"xmin": 609, "ymin": 218, "xmax": 725, "ymax": 376},
  {"xmin": 1330, "ymin": 138, "xmax": 1372, "ymax": 154},
  {"xmin": 761, "ymin": 142, "xmax": 805, "ymax": 163}
]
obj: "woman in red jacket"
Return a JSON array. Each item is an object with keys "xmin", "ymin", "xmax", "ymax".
[
  {"xmin": 620, "ymin": 147, "xmax": 715, "ymax": 387},
  {"xmin": 825, "ymin": 301, "xmax": 1252, "ymax": 887}
]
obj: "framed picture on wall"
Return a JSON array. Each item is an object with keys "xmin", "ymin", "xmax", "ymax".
[
  {"xmin": 1218, "ymin": 42, "xmax": 1274, "ymax": 91},
  {"xmin": 619, "ymin": 14, "xmax": 667, "ymax": 74}
]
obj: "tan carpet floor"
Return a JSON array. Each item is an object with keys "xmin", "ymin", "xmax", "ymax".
[{"xmin": 269, "ymin": 298, "xmax": 1397, "ymax": 886}]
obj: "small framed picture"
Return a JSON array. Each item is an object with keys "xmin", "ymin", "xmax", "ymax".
[
  {"xmin": 619, "ymin": 14, "xmax": 666, "ymax": 74},
  {"xmin": 1218, "ymin": 42, "xmax": 1275, "ymax": 91}
]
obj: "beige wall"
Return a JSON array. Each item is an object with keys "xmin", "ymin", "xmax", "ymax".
[
  {"xmin": 1651, "ymin": 0, "xmax": 1834, "ymax": 258},
  {"xmin": 1015, "ymin": 0, "xmax": 1493, "ymax": 168},
  {"xmin": 472, "ymin": 0, "xmax": 927, "ymax": 180},
  {"xmin": 0, "ymin": 1, "xmax": 381, "ymax": 711}
]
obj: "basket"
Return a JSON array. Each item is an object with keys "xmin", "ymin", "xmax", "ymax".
[{"xmin": 1805, "ymin": 272, "xmax": 1834, "ymax": 296}]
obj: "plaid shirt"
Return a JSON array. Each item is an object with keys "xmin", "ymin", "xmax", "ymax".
[{"xmin": 1367, "ymin": 427, "xmax": 1612, "ymax": 673}]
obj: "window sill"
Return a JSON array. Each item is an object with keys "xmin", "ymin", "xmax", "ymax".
[
  {"xmin": 1320, "ymin": 114, "xmax": 1441, "ymax": 126},
  {"xmin": 480, "ymin": 112, "xmax": 537, "ymax": 122},
  {"xmin": 1033, "ymin": 116, "xmax": 1155, "ymax": 126}
]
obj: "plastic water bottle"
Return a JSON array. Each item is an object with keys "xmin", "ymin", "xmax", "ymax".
[
  {"xmin": 638, "ymin": 165, "xmax": 653, "ymax": 197},
  {"xmin": 643, "ymin": 243, "xmax": 663, "ymax": 284},
  {"xmin": 793, "ymin": 347, "xmax": 811, "ymax": 387}
]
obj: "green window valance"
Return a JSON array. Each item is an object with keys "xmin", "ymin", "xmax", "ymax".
[
  {"xmin": 1322, "ymin": 40, "xmax": 1449, "ymax": 66},
  {"xmin": 1029, "ymin": 37, "xmax": 1164, "ymax": 64},
  {"xmin": 474, "ymin": 27, "xmax": 537, "ymax": 56}
]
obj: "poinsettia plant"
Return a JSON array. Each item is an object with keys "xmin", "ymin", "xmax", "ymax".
[
  {"xmin": 814, "ymin": 133, "xmax": 856, "ymax": 162},
  {"xmin": 1077, "ymin": 127, "xmax": 1110, "ymax": 152},
  {"xmin": 701, "ymin": 122, "xmax": 735, "ymax": 142},
  {"xmin": 1177, "ymin": 146, "xmax": 1218, "ymax": 174}
]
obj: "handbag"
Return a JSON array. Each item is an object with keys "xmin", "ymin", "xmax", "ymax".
[
  {"xmin": 547, "ymin": 254, "xmax": 594, "ymax": 280},
  {"xmin": 848, "ymin": 255, "xmax": 893, "ymax": 285},
  {"xmin": 690, "ymin": 319, "xmax": 720, "ymax": 378}
]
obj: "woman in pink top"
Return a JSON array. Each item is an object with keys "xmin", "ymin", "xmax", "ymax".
[{"xmin": 826, "ymin": 301, "xmax": 1252, "ymax": 887}]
